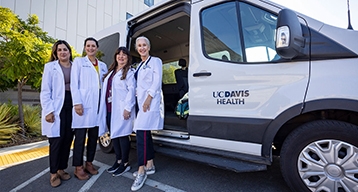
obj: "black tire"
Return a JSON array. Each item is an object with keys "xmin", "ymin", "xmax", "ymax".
[
  {"xmin": 280, "ymin": 120, "xmax": 358, "ymax": 192},
  {"xmin": 98, "ymin": 132, "xmax": 114, "ymax": 153}
]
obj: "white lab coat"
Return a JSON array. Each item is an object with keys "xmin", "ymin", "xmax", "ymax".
[
  {"xmin": 40, "ymin": 61, "xmax": 66, "ymax": 137},
  {"xmin": 98, "ymin": 69, "xmax": 136, "ymax": 138},
  {"xmin": 133, "ymin": 56, "xmax": 164, "ymax": 131},
  {"xmin": 70, "ymin": 56, "xmax": 108, "ymax": 128}
]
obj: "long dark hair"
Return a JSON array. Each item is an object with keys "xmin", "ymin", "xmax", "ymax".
[
  {"xmin": 104, "ymin": 47, "xmax": 132, "ymax": 80},
  {"xmin": 50, "ymin": 40, "xmax": 73, "ymax": 62}
]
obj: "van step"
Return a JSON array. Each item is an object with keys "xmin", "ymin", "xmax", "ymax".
[
  {"xmin": 152, "ymin": 130, "xmax": 189, "ymax": 139},
  {"xmin": 154, "ymin": 145, "xmax": 267, "ymax": 173}
]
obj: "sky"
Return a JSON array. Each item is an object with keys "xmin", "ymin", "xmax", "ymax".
[{"xmin": 270, "ymin": 0, "xmax": 358, "ymax": 30}]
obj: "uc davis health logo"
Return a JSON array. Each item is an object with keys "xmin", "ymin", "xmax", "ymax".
[{"xmin": 212, "ymin": 90, "xmax": 249, "ymax": 105}]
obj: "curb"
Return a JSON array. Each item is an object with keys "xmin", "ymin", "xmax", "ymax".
[
  {"xmin": 0, "ymin": 141, "xmax": 49, "ymax": 170},
  {"xmin": 0, "ymin": 140, "xmax": 48, "ymax": 156}
]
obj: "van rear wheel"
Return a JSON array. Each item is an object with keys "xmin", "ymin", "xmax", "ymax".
[
  {"xmin": 280, "ymin": 120, "xmax": 358, "ymax": 192},
  {"xmin": 99, "ymin": 132, "xmax": 114, "ymax": 153}
]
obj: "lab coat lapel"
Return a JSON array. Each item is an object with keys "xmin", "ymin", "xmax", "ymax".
[
  {"xmin": 85, "ymin": 55, "xmax": 97, "ymax": 72},
  {"xmin": 135, "ymin": 56, "xmax": 151, "ymax": 80},
  {"xmin": 53, "ymin": 61, "xmax": 64, "ymax": 81},
  {"xmin": 116, "ymin": 68, "xmax": 123, "ymax": 78},
  {"xmin": 103, "ymin": 71, "xmax": 112, "ymax": 90},
  {"xmin": 85, "ymin": 55, "xmax": 100, "ymax": 88}
]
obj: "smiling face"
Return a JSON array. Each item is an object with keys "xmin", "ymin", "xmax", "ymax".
[
  {"xmin": 56, "ymin": 44, "xmax": 70, "ymax": 63},
  {"xmin": 85, "ymin": 40, "xmax": 98, "ymax": 57},
  {"xmin": 116, "ymin": 50, "xmax": 128, "ymax": 69},
  {"xmin": 135, "ymin": 38, "xmax": 150, "ymax": 59}
]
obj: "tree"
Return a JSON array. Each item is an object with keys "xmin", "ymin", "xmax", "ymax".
[{"xmin": 0, "ymin": 7, "xmax": 54, "ymax": 132}]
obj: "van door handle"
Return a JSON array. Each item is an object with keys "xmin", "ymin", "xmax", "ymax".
[{"xmin": 193, "ymin": 72, "xmax": 212, "ymax": 77}]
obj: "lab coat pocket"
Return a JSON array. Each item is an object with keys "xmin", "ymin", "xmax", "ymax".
[{"xmin": 41, "ymin": 118, "xmax": 60, "ymax": 137}]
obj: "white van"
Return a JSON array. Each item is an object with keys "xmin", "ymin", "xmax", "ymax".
[{"xmin": 94, "ymin": 0, "xmax": 358, "ymax": 191}]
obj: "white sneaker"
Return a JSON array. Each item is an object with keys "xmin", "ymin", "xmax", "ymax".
[
  {"xmin": 131, "ymin": 172, "xmax": 147, "ymax": 191},
  {"xmin": 132, "ymin": 166, "xmax": 155, "ymax": 177},
  {"xmin": 146, "ymin": 166, "xmax": 156, "ymax": 175}
]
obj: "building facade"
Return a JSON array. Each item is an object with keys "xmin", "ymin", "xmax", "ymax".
[
  {"xmin": 0, "ymin": 0, "xmax": 159, "ymax": 104},
  {"xmin": 0, "ymin": 0, "xmax": 158, "ymax": 52}
]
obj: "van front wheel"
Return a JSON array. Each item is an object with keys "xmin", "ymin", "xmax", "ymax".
[{"xmin": 280, "ymin": 120, "xmax": 358, "ymax": 192}]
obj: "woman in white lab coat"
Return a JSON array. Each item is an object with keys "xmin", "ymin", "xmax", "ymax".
[
  {"xmin": 40, "ymin": 40, "xmax": 74, "ymax": 187},
  {"xmin": 131, "ymin": 36, "xmax": 164, "ymax": 191},
  {"xmin": 70, "ymin": 37, "xmax": 108, "ymax": 180},
  {"xmin": 98, "ymin": 47, "xmax": 136, "ymax": 176}
]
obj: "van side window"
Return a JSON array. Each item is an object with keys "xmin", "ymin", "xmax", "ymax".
[
  {"xmin": 201, "ymin": 2, "xmax": 243, "ymax": 62},
  {"xmin": 201, "ymin": 2, "xmax": 279, "ymax": 63}
]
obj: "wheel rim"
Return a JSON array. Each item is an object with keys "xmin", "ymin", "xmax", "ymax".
[
  {"xmin": 298, "ymin": 139, "xmax": 358, "ymax": 192},
  {"xmin": 99, "ymin": 132, "xmax": 111, "ymax": 147}
]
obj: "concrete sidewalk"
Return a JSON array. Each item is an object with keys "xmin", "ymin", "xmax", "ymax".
[{"xmin": 0, "ymin": 141, "xmax": 49, "ymax": 170}]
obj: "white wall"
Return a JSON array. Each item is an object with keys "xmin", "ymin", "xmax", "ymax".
[{"xmin": 0, "ymin": 0, "xmax": 159, "ymax": 53}]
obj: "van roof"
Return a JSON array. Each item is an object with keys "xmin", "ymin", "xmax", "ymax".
[{"xmin": 127, "ymin": 0, "xmax": 190, "ymax": 25}]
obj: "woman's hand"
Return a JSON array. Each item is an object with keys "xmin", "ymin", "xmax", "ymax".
[
  {"xmin": 74, "ymin": 104, "xmax": 83, "ymax": 116},
  {"xmin": 45, "ymin": 112, "xmax": 55, "ymax": 123},
  {"xmin": 143, "ymin": 95, "xmax": 153, "ymax": 112},
  {"xmin": 123, "ymin": 109, "xmax": 131, "ymax": 120}
]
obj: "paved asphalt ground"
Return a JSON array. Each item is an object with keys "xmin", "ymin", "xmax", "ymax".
[{"xmin": 0, "ymin": 141, "xmax": 291, "ymax": 192}]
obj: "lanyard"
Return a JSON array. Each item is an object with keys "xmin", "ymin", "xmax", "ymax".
[{"xmin": 134, "ymin": 56, "xmax": 151, "ymax": 80}]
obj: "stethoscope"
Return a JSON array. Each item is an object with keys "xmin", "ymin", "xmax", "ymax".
[
  {"xmin": 134, "ymin": 56, "xmax": 151, "ymax": 80},
  {"xmin": 138, "ymin": 56, "xmax": 152, "ymax": 70}
]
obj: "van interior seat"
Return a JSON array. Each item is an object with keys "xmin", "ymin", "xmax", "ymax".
[{"xmin": 175, "ymin": 58, "xmax": 189, "ymax": 99}]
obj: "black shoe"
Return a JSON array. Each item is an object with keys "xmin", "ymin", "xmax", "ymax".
[
  {"xmin": 107, "ymin": 161, "xmax": 120, "ymax": 173},
  {"xmin": 113, "ymin": 163, "xmax": 131, "ymax": 177}
]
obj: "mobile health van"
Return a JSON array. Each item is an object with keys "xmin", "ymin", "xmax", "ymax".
[{"xmin": 95, "ymin": 0, "xmax": 358, "ymax": 191}]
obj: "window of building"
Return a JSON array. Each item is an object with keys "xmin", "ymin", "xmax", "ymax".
[
  {"xmin": 201, "ymin": 1, "xmax": 280, "ymax": 63},
  {"xmin": 144, "ymin": 0, "xmax": 154, "ymax": 7},
  {"xmin": 126, "ymin": 12, "xmax": 133, "ymax": 19}
]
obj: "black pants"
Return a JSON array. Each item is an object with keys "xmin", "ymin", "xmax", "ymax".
[
  {"xmin": 72, "ymin": 127, "xmax": 98, "ymax": 166},
  {"xmin": 48, "ymin": 91, "xmax": 73, "ymax": 174},
  {"xmin": 106, "ymin": 112, "xmax": 130, "ymax": 164},
  {"xmin": 136, "ymin": 130, "xmax": 155, "ymax": 167}
]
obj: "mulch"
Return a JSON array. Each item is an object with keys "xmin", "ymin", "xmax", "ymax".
[{"xmin": 0, "ymin": 134, "xmax": 47, "ymax": 148}]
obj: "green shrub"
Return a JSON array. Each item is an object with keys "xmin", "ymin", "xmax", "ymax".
[
  {"xmin": 23, "ymin": 104, "xmax": 42, "ymax": 137},
  {"xmin": 0, "ymin": 104, "xmax": 21, "ymax": 145},
  {"xmin": 5, "ymin": 103, "xmax": 19, "ymax": 124}
]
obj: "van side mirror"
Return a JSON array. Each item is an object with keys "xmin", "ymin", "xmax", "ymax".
[{"xmin": 275, "ymin": 9, "xmax": 305, "ymax": 59}]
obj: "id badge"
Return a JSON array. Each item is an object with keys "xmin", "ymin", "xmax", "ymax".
[{"xmin": 107, "ymin": 96, "xmax": 112, "ymax": 103}]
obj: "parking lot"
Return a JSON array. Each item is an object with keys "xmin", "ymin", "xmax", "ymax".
[{"xmin": 0, "ymin": 142, "xmax": 291, "ymax": 192}]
